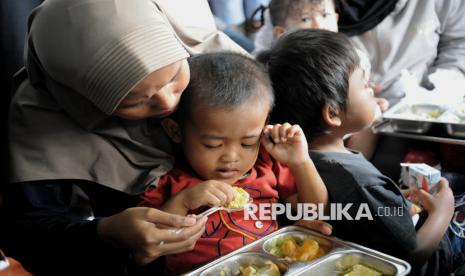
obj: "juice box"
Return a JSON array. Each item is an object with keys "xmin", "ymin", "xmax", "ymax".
[{"xmin": 400, "ymin": 163, "xmax": 441, "ymax": 192}]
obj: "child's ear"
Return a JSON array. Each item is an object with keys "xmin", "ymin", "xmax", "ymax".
[
  {"xmin": 322, "ymin": 103, "xmax": 342, "ymax": 127},
  {"xmin": 335, "ymin": 13, "xmax": 339, "ymax": 22},
  {"xmin": 161, "ymin": 118, "xmax": 182, "ymax": 143},
  {"xmin": 273, "ymin": 25, "xmax": 286, "ymax": 38}
]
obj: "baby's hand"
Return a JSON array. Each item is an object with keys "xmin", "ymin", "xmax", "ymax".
[
  {"xmin": 180, "ymin": 180, "xmax": 235, "ymax": 211},
  {"xmin": 261, "ymin": 123, "xmax": 310, "ymax": 167}
]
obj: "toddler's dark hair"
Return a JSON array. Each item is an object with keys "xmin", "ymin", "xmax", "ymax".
[
  {"xmin": 177, "ymin": 52, "xmax": 273, "ymax": 122},
  {"xmin": 257, "ymin": 29, "xmax": 359, "ymax": 141},
  {"xmin": 269, "ymin": 0, "xmax": 330, "ymax": 27}
]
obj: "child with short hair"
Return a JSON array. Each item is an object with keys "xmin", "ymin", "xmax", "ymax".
[
  {"xmin": 258, "ymin": 29, "xmax": 461, "ymax": 274},
  {"xmin": 254, "ymin": 0, "xmax": 338, "ymax": 53},
  {"xmin": 253, "ymin": 0, "xmax": 386, "ymax": 159},
  {"xmin": 269, "ymin": 0, "xmax": 338, "ymax": 36},
  {"xmin": 141, "ymin": 52, "xmax": 328, "ymax": 274}
]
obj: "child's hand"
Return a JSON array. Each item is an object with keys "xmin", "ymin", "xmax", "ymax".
[
  {"xmin": 374, "ymin": 97, "xmax": 389, "ymax": 112},
  {"xmin": 261, "ymin": 123, "xmax": 310, "ymax": 167},
  {"xmin": 180, "ymin": 180, "xmax": 235, "ymax": 210},
  {"xmin": 404, "ymin": 178, "xmax": 454, "ymax": 217},
  {"xmin": 401, "ymin": 189, "xmax": 420, "ymax": 215}
]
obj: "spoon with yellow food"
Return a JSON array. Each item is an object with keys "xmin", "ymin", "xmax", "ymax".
[{"xmin": 197, "ymin": 187, "xmax": 252, "ymax": 217}]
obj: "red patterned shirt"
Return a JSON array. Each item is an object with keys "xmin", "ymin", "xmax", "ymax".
[{"xmin": 140, "ymin": 150, "xmax": 296, "ymax": 274}]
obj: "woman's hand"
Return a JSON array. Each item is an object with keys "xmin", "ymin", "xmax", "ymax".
[
  {"xmin": 97, "ymin": 207, "xmax": 207, "ymax": 265},
  {"xmin": 180, "ymin": 180, "xmax": 235, "ymax": 210},
  {"xmin": 261, "ymin": 123, "xmax": 310, "ymax": 168}
]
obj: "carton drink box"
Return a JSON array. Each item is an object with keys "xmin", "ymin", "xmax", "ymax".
[{"xmin": 400, "ymin": 163, "xmax": 441, "ymax": 192}]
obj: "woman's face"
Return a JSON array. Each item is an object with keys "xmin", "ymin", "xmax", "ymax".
[{"xmin": 114, "ymin": 59, "xmax": 190, "ymax": 120}]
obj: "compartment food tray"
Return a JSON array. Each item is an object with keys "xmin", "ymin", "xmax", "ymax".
[
  {"xmin": 184, "ymin": 226, "xmax": 411, "ymax": 276},
  {"xmin": 382, "ymin": 101, "xmax": 465, "ymax": 138}
]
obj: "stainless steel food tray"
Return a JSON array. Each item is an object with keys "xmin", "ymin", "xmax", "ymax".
[
  {"xmin": 383, "ymin": 102, "xmax": 447, "ymax": 133},
  {"xmin": 382, "ymin": 101, "xmax": 465, "ymax": 138},
  {"xmin": 372, "ymin": 120, "xmax": 465, "ymax": 146},
  {"xmin": 446, "ymin": 123, "xmax": 465, "ymax": 138},
  {"xmin": 184, "ymin": 226, "xmax": 411, "ymax": 276}
]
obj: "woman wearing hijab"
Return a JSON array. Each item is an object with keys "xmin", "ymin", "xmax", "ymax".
[
  {"xmin": 0, "ymin": 0, "xmax": 240, "ymax": 274},
  {"xmin": 1, "ymin": 0, "xmax": 332, "ymax": 274}
]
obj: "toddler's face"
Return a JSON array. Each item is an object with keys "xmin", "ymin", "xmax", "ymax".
[
  {"xmin": 342, "ymin": 67, "xmax": 377, "ymax": 131},
  {"xmin": 181, "ymin": 101, "xmax": 269, "ymax": 184},
  {"xmin": 284, "ymin": 0, "xmax": 338, "ymax": 33},
  {"xmin": 114, "ymin": 59, "xmax": 190, "ymax": 120}
]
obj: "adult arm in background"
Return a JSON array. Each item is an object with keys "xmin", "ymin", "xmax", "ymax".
[
  {"xmin": 345, "ymin": 0, "xmax": 465, "ymax": 104},
  {"xmin": 252, "ymin": 9, "xmax": 274, "ymax": 55},
  {"xmin": 1, "ymin": 181, "xmax": 206, "ymax": 275},
  {"xmin": 432, "ymin": 0, "xmax": 465, "ymax": 75},
  {"xmin": 244, "ymin": 0, "xmax": 270, "ymax": 29}
]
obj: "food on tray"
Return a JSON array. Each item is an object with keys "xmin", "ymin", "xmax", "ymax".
[
  {"xmin": 427, "ymin": 109, "xmax": 442, "ymax": 119},
  {"xmin": 389, "ymin": 104, "xmax": 446, "ymax": 121},
  {"xmin": 401, "ymin": 108, "xmax": 442, "ymax": 121},
  {"xmin": 239, "ymin": 261, "xmax": 281, "ymax": 276},
  {"xmin": 442, "ymin": 105, "xmax": 465, "ymax": 124},
  {"xmin": 336, "ymin": 255, "xmax": 392, "ymax": 276},
  {"xmin": 411, "ymin": 104, "xmax": 444, "ymax": 120},
  {"xmin": 339, "ymin": 264, "xmax": 383, "ymax": 276},
  {"xmin": 441, "ymin": 113, "xmax": 465, "ymax": 124},
  {"xmin": 451, "ymin": 105, "xmax": 465, "ymax": 117},
  {"xmin": 459, "ymin": 107, "xmax": 465, "ymax": 117},
  {"xmin": 224, "ymin": 187, "xmax": 250, "ymax": 209},
  {"xmin": 219, "ymin": 267, "xmax": 230, "ymax": 276},
  {"xmin": 268, "ymin": 235, "xmax": 326, "ymax": 262}
]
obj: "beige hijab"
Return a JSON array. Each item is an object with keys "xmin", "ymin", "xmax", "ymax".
[{"xmin": 9, "ymin": 0, "xmax": 244, "ymax": 194}]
